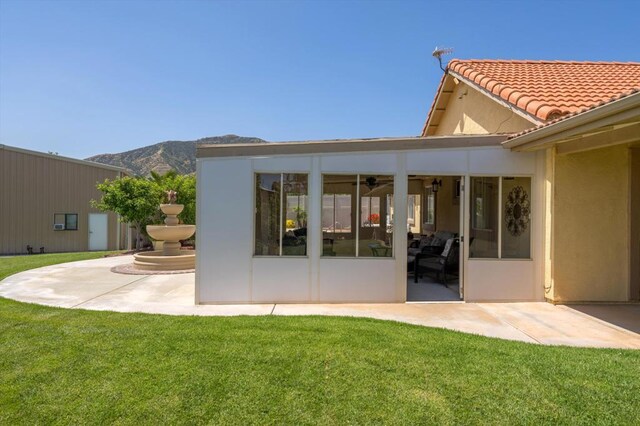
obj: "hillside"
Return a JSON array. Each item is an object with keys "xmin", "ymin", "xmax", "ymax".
[{"xmin": 86, "ymin": 135, "xmax": 266, "ymax": 175}]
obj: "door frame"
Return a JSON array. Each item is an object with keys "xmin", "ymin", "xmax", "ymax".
[
  {"xmin": 88, "ymin": 213, "xmax": 109, "ymax": 251},
  {"xmin": 405, "ymin": 173, "xmax": 466, "ymax": 301},
  {"xmin": 459, "ymin": 175, "xmax": 467, "ymax": 299}
]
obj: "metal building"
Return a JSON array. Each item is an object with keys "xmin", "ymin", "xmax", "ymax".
[{"xmin": 1, "ymin": 144, "xmax": 129, "ymax": 254}]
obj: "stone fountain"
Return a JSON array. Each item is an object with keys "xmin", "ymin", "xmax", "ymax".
[{"xmin": 133, "ymin": 190, "xmax": 196, "ymax": 271}]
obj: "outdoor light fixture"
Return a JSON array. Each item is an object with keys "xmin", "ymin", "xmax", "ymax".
[
  {"xmin": 365, "ymin": 176, "xmax": 378, "ymax": 190},
  {"xmin": 431, "ymin": 178, "xmax": 443, "ymax": 193}
]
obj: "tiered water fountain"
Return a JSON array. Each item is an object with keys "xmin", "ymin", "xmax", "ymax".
[{"xmin": 133, "ymin": 190, "xmax": 195, "ymax": 271}]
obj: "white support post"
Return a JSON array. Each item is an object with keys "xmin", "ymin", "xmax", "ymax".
[{"xmin": 394, "ymin": 153, "xmax": 408, "ymax": 302}]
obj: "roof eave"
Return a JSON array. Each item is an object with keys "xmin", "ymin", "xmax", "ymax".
[
  {"xmin": 420, "ymin": 72, "xmax": 449, "ymax": 136},
  {"xmin": 197, "ymin": 135, "xmax": 508, "ymax": 158},
  {"xmin": 502, "ymin": 92, "xmax": 640, "ymax": 151},
  {"xmin": 0, "ymin": 144, "xmax": 130, "ymax": 174}
]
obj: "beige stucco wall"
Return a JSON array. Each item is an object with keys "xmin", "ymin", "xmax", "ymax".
[
  {"xmin": 543, "ymin": 148, "xmax": 555, "ymax": 300},
  {"xmin": 630, "ymin": 148, "xmax": 640, "ymax": 301},
  {"xmin": 552, "ymin": 144, "xmax": 630, "ymax": 302},
  {"xmin": 435, "ymin": 176, "xmax": 460, "ymax": 234},
  {"xmin": 0, "ymin": 147, "xmax": 124, "ymax": 254},
  {"xmin": 434, "ymin": 82, "xmax": 535, "ymax": 136},
  {"xmin": 407, "ymin": 177, "xmax": 460, "ymax": 235}
]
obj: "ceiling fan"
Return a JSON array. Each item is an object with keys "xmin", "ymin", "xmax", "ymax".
[{"xmin": 365, "ymin": 176, "xmax": 378, "ymax": 190}]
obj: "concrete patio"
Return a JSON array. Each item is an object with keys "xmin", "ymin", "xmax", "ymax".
[{"xmin": 1, "ymin": 255, "xmax": 639, "ymax": 349}]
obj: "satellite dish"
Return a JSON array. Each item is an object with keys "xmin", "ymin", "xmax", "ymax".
[{"xmin": 432, "ymin": 46, "xmax": 454, "ymax": 72}]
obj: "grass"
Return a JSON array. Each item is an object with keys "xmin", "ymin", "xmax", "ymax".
[{"xmin": 1, "ymin": 253, "xmax": 639, "ymax": 424}]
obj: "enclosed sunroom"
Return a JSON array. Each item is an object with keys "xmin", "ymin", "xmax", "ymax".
[{"xmin": 195, "ymin": 136, "xmax": 544, "ymax": 304}]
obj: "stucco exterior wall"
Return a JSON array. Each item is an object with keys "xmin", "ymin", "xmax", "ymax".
[
  {"xmin": 434, "ymin": 82, "xmax": 535, "ymax": 136},
  {"xmin": 552, "ymin": 144, "xmax": 630, "ymax": 302},
  {"xmin": 629, "ymin": 148, "xmax": 640, "ymax": 301},
  {"xmin": 0, "ymin": 146, "xmax": 124, "ymax": 254},
  {"xmin": 543, "ymin": 148, "xmax": 555, "ymax": 301},
  {"xmin": 434, "ymin": 176, "xmax": 460, "ymax": 234}
]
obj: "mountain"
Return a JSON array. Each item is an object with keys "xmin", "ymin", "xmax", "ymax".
[{"xmin": 86, "ymin": 135, "xmax": 266, "ymax": 176}]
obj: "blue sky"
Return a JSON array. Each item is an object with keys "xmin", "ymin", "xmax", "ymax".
[{"xmin": 1, "ymin": 0, "xmax": 638, "ymax": 158}]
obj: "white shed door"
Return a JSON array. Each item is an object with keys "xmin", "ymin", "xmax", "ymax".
[{"xmin": 88, "ymin": 213, "xmax": 108, "ymax": 251}]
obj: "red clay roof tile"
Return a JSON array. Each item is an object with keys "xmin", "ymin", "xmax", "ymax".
[
  {"xmin": 507, "ymin": 88, "xmax": 640, "ymax": 139},
  {"xmin": 447, "ymin": 59, "xmax": 640, "ymax": 121}
]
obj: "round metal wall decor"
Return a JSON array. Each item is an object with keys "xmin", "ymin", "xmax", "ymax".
[{"xmin": 504, "ymin": 185, "xmax": 530, "ymax": 236}]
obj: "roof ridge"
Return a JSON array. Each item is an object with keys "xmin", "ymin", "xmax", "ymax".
[{"xmin": 448, "ymin": 59, "xmax": 640, "ymax": 65}]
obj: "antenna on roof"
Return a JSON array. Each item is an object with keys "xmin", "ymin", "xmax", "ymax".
[{"xmin": 432, "ymin": 47, "xmax": 454, "ymax": 72}]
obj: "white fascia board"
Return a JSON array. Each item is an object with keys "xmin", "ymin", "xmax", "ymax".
[{"xmin": 503, "ymin": 92, "xmax": 640, "ymax": 151}]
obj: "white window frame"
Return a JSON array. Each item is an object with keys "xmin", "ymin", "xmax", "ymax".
[
  {"xmin": 468, "ymin": 175, "xmax": 533, "ymax": 261},
  {"xmin": 253, "ymin": 172, "xmax": 309, "ymax": 257},
  {"xmin": 321, "ymin": 173, "xmax": 395, "ymax": 259}
]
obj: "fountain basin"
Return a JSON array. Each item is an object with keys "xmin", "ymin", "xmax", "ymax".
[
  {"xmin": 129, "ymin": 201, "xmax": 196, "ymax": 272},
  {"xmin": 146, "ymin": 224, "xmax": 195, "ymax": 243},
  {"xmin": 160, "ymin": 203, "xmax": 184, "ymax": 215},
  {"xmin": 133, "ymin": 250, "xmax": 195, "ymax": 271}
]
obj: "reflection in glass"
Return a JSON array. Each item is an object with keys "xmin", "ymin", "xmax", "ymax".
[
  {"xmin": 65, "ymin": 214, "xmax": 78, "ymax": 231},
  {"xmin": 470, "ymin": 177, "xmax": 499, "ymax": 258},
  {"xmin": 254, "ymin": 173, "xmax": 281, "ymax": 255},
  {"xmin": 360, "ymin": 175, "xmax": 394, "ymax": 257},
  {"xmin": 425, "ymin": 189, "xmax": 435, "ymax": 225},
  {"xmin": 407, "ymin": 194, "xmax": 421, "ymax": 234},
  {"xmin": 282, "ymin": 174, "xmax": 308, "ymax": 256},
  {"xmin": 322, "ymin": 175, "xmax": 356, "ymax": 256}
]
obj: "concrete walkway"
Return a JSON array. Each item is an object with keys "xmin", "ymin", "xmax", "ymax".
[{"xmin": 1, "ymin": 255, "xmax": 639, "ymax": 349}]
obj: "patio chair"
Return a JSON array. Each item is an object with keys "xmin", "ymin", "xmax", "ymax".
[
  {"xmin": 414, "ymin": 238, "xmax": 459, "ymax": 285},
  {"xmin": 407, "ymin": 231, "xmax": 457, "ymax": 279},
  {"xmin": 408, "ymin": 230, "xmax": 456, "ymax": 257}
]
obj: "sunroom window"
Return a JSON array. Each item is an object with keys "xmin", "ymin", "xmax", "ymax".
[
  {"xmin": 322, "ymin": 174, "xmax": 394, "ymax": 258},
  {"xmin": 254, "ymin": 173, "xmax": 308, "ymax": 256},
  {"xmin": 469, "ymin": 176, "xmax": 531, "ymax": 259}
]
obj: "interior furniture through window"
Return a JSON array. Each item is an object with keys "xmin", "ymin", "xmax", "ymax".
[
  {"xmin": 322, "ymin": 174, "xmax": 394, "ymax": 258},
  {"xmin": 254, "ymin": 173, "xmax": 308, "ymax": 256}
]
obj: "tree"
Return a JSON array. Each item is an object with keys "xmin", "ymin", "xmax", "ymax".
[
  {"xmin": 148, "ymin": 171, "xmax": 196, "ymax": 225},
  {"xmin": 92, "ymin": 176, "xmax": 163, "ymax": 250}
]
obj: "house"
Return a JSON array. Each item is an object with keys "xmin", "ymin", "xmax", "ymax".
[
  {"xmin": 195, "ymin": 60, "xmax": 640, "ymax": 304},
  {"xmin": 0, "ymin": 144, "xmax": 130, "ymax": 254}
]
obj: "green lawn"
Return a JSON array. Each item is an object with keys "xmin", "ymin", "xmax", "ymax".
[{"xmin": 1, "ymin": 254, "xmax": 639, "ymax": 424}]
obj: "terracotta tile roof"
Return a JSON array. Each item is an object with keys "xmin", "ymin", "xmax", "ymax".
[
  {"xmin": 507, "ymin": 88, "xmax": 640, "ymax": 139},
  {"xmin": 447, "ymin": 59, "xmax": 640, "ymax": 121}
]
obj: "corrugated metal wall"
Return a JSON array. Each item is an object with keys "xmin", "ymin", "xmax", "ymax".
[{"xmin": 0, "ymin": 146, "xmax": 125, "ymax": 254}]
